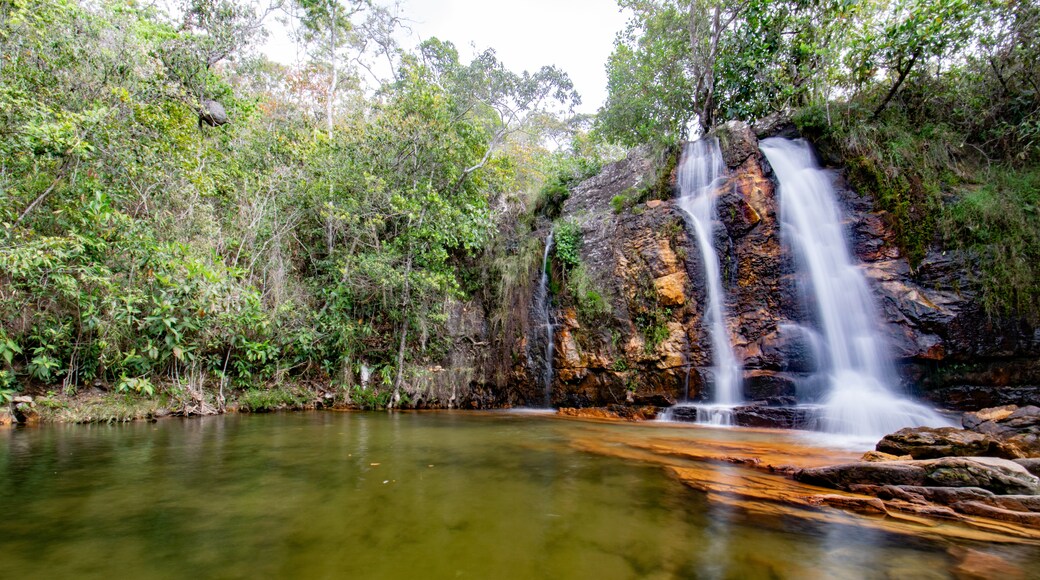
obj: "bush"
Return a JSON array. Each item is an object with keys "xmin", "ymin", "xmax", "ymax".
[{"xmin": 554, "ymin": 220, "xmax": 582, "ymax": 269}]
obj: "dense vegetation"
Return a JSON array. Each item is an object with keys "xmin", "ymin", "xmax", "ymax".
[
  {"xmin": 0, "ymin": 0, "xmax": 607, "ymax": 408},
  {"xmin": 3, "ymin": 0, "xmax": 1038, "ymax": 412},
  {"xmin": 598, "ymin": 0, "xmax": 1040, "ymax": 319}
]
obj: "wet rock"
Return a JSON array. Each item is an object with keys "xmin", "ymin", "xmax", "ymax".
[
  {"xmin": 795, "ymin": 461, "xmax": 929, "ymax": 490},
  {"xmin": 755, "ymin": 326, "xmax": 818, "ymax": 373},
  {"xmin": 742, "ymin": 370, "xmax": 797, "ymax": 400},
  {"xmin": 714, "ymin": 121, "xmax": 759, "ymax": 169},
  {"xmin": 557, "ymin": 405, "xmax": 658, "ymax": 421},
  {"xmin": 923, "ymin": 457, "xmax": 1040, "ymax": 494},
  {"xmin": 876, "ymin": 427, "xmax": 1005, "ymax": 459},
  {"xmin": 0, "ymin": 408, "xmax": 14, "ymax": 426},
  {"xmin": 806, "ymin": 494, "xmax": 887, "ymax": 515},
  {"xmin": 632, "ymin": 392, "xmax": 676, "ymax": 407},
  {"xmin": 12, "ymin": 395, "xmax": 38, "ymax": 425},
  {"xmin": 732, "ymin": 405, "xmax": 811, "ymax": 429},
  {"xmin": 855, "ymin": 484, "xmax": 997, "ymax": 506},
  {"xmin": 949, "ymin": 547, "xmax": 1027, "ymax": 580},
  {"xmin": 665, "ymin": 406, "xmax": 701, "ymax": 422},
  {"xmin": 988, "ymin": 494, "xmax": 1040, "ymax": 512},
  {"xmin": 962, "ymin": 405, "xmax": 1040, "ymax": 458},
  {"xmin": 1014, "ymin": 458, "xmax": 1040, "ymax": 477},
  {"xmin": 861, "ymin": 451, "xmax": 913, "ymax": 462},
  {"xmin": 795, "ymin": 456, "xmax": 1040, "ymax": 495},
  {"xmin": 653, "ymin": 272, "xmax": 687, "ymax": 306},
  {"xmin": 952, "ymin": 501, "xmax": 1040, "ymax": 528},
  {"xmin": 963, "ymin": 405, "xmax": 1019, "ymax": 429}
]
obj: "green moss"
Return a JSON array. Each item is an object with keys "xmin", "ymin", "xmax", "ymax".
[
  {"xmin": 942, "ymin": 167, "xmax": 1040, "ymax": 319},
  {"xmin": 796, "ymin": 101, "xmax": 1039, "ymax": 321},
  {"xmin": 236, "ymin": 386, "xmax": 312, "ymax": 412}
]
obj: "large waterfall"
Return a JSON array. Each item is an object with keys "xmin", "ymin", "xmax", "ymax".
[
  {"xmin": 675, "ymin": 138, "xmax": 743, "ymax": 423},
  {"xmin": 760, "ymin": 138, "xmax": 949, "ymax": 439}
]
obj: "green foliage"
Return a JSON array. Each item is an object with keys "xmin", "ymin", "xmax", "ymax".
[
  {"xmin": 567, "ymin": 265, "xmax": 612, "ymax": 323},
  {"xmin": 554, "ymin": 220, "xmax": 583, "ymax": 269},
  {"xmin": 943, "ymin": 168, "xmax": 1040, "ymax": 319},
  {"xmin": 237, "ymin": 387, "xmax": 310, "ymax": 412},
  {"xmin": 611, "ymin": 194, "xmax": 632, "ymax": 214},
  {"xmin": 598, "ymin": 0, "xmax": 696, "ymax": 145},
  {"xmin": 349, "ymin": 385, "xmax": 394, "ymax": 410},
  {"xmin": 0, "ymin": 0, "xmax": 587, "ymax": 407},
  {"xmin": 116, "ymin": 377, "xmax": 155, "ymax": 397}
]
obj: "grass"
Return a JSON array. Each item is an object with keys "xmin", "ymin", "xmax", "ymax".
[
  {"xmin": 793, "ymin": 101, "xmax": 1040, "ymax": 321},
  {"xmin": 234, "ymin": 385, "xmax": 315, "ymax": 413},
  {"xmin": 942, "ymin": 167, "xmax": 1040, "ymax": 318},
  {"xmin": 34, "ymin": 391, "xmax": 167, "ymax": 423}
]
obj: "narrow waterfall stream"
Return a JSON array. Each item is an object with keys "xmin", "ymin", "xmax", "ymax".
[
  {"xmin": 532, "ymin": 231, "xmax": 556, "ymax": 407},
  {"xmin": 674, "ymin": 138, "xmax": 743, "ymax": 424},
  {"xmin": 760, "ymin": 138, "xmax": 950, "ymax": 440}
]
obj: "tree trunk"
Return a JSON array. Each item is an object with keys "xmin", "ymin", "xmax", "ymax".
[
  {"xmin": 873, "ymin": 51, "xmax": 920, "ymax": 119},
  {"xmin": 327, "ymin": 5, "xmax": 337, "ymax": 138}
]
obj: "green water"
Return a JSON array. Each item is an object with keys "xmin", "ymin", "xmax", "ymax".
[{"xmin": 0, "ymin": 411, "xmax": 1031, "ymax": 579}]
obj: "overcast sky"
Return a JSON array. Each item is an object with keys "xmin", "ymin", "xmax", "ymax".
[{"xmin": 261, "ymin": 0, "xmax": 629, "ymax": 114}]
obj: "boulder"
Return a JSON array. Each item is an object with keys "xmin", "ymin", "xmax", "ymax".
[
  {"xmin": 923, "ymin": 457, "xmax": 1040, "ymax": 495},
  {"xmin": 963, "ymin": 405, "xmax": 1019, "ymax": 429},
  {"xmin": 199, "ymin": 99, "xmax": 229, "ymax": 126},
  {"xmin": 742, "ymin": 370, "xmax": 797, "ymax": 400},
  {"xmin": 795, "ymin": 456, "xmax": 1040, "ymax": 495},
  {"xmin": 1014, "ymin": 458, "xmax": 1040, "ymax": 477},
  {"xmin": 875, "ymin": 427, "xmax": 1005, "ymax": 459},
  {"xmin": 12, "ymin": 395, "xmax": 38, "ymax": 425},
  {"xmin": 861, "ymin": 451, "xmax": 912, "ymax": 462},
  {"xmin": 854, "ymin": 484, "xmax": 997, "ymax": 506},
  {"xmin": 732, "ymin": 404, "xmax": 811, "ymax": 429},
  {"xmin": 795, "ymin": 461, "xmax": 929, "ymax": 489},
  {"xmin": 962, "ymin": 405, "xmax": 1040, "ymax": 458}
]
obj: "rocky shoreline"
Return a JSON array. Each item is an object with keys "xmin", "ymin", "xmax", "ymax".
[{"xmin": 792, "ymin": 405, "xmax": 1040, "ymax": 531}]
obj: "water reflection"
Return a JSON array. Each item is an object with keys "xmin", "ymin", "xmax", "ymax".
[{"xmin": 0, "ymin": 413, "xmax": 1035, "ymax": 578}]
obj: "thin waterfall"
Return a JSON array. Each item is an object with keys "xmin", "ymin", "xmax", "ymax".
[
  {"xmin": 531, "ymin": 231, "xmax": 556, "ymax": 407},
  {"xmin": 760, "ymin": 137, "xmax": 950, "ymax": 439},
  {"xmin": 675, "ymin": 138, "xmax": 743, "ymax": 423}
]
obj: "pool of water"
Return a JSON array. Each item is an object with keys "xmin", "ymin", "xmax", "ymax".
[{"xmin": 0, "ymin": 411, "xmax": 1034, "ymax": 578}]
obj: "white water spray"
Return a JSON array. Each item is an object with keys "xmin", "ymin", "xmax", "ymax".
[
  {"xmin": 760, "ymin": 138, "xmax": 950, "ymax": 440},
  {"xmin": 675, "ymin": 138, "xmax": 743, "ymax": 423},
  {"xmin": 532, "ymin": 231, "xmax": 556, "ymax": 407}
]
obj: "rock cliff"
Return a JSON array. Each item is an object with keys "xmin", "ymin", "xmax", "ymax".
[{"xmin": 499, "ymin": 121, "xmax": 1039, "ymax": 411}]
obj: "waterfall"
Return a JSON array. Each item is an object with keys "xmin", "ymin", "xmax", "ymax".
[
  {"xmin": 760, "ymin": 137, "xmax": 950, "ymax": 439},
  {"xmin": 531, "ymin": 231, "xmax": 556, "ymax": 407},
  {"xmin": 675, "ymin": 138, "xmax": 743, "ymax": 423}
]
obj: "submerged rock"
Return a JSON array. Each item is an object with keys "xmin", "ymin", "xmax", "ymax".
[{"xmin": 949, "ymin": 547, "xmax": 1028, "ymax": 580}]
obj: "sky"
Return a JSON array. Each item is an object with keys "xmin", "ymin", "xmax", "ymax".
[{"xmin": 261, "ymin": 0, "xmax": 630, "ymax": 114}]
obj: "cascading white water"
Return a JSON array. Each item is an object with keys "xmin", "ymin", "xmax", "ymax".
[
  {"xmin": 675, "ymin": 138, "xmax": 743, "ymax": 424},
  {"xmin": 760, "ymin": 137, "xmax": 950, "ymax": 439},
  {"xmin": 532, "ymin": 231, "xmax": 556, "ymax": 407}
]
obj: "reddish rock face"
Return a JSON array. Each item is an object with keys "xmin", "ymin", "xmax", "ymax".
[{"xmin": 493, "ymin": 121, "xmax": 1039, "ymax": 410}]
